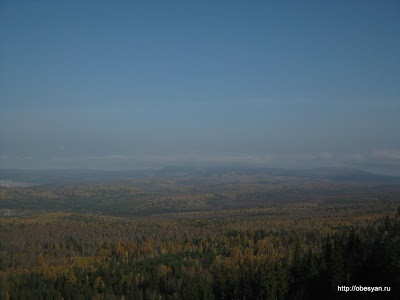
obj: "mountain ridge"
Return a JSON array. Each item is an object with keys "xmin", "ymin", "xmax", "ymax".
[{"xmin": 1, "ymin": 166, "xmax": 400, "ymax": 185}]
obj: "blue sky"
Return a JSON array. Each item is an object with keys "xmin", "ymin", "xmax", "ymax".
[{"xmin": 1, "ymin": 1, "xmax": 399, "ymax": 173}]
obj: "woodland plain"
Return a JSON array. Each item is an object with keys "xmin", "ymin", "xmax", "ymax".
[{"xmin": 0, "ymin": 168, "xmax": 399, "ymax": 299}]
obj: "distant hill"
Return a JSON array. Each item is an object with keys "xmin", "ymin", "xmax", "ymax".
[
  {"xmin": 0, "ymin": 166, "xmax": 399, "ymax": 186},
  {"xmin": 253, "ymin": 167, "xmax": 400, "ymax": 184},
  {"xmin": 152, "ymin": 166, "xmax": 400, "ymax": 184}
]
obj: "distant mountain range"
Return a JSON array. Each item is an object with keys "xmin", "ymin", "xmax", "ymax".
[{"xmin": 0, "ymin": 166, "xmax": 400, "ymax": 186}]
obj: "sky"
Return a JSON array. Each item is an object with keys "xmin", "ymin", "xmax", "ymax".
[{"xmin": 0, "ymin": 1, "xmax": 399, "ymax": 174}]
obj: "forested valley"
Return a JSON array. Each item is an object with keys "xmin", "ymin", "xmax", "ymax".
[{"xmin": 0, "ymin": 168, "xmax": 399, "ymax": 299}]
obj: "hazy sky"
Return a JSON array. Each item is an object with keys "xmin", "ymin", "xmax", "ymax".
[{"xmin": 1, "ymin": 1, "xmax": 399, "ymax": 173}]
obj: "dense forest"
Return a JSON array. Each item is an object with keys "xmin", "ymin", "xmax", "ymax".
[{"xmin": 0, "ymin": 170, "xmax": 400, "ymax": 299}]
